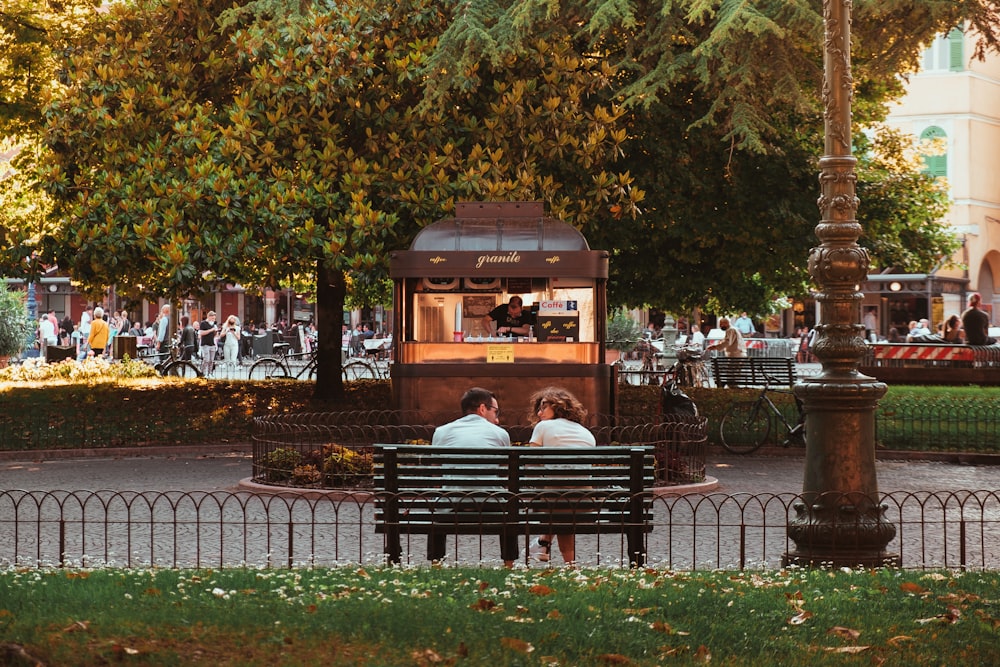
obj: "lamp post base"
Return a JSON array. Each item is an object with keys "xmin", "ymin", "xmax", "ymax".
[
  {"xmin": 784, "ymin": 495, "xmax": 899, "ymax": 567},
  {"xmin": 785, "ymin": 376, "xmax": 899, "ymax": 568}
]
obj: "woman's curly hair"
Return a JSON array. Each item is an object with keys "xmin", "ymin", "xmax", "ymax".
[{"xmin": 527, "ymin": 386, "xmax": 588, "ymax": 425}]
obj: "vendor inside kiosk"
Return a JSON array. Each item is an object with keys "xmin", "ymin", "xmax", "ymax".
[{"xmin": 389, "ymin": 201, "xmax": 613, "ymax": 424}]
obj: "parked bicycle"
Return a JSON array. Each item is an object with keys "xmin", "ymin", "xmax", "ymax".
[
  {"xmin": 610, "ymin": 339, "xmax": 664, "ymax": 385},
  {"xmin": 718, "ymin": 373, "xmax": 805, "ymax": 454},
  {"xmin": 249, "ymin": 348, "xmax": 317, "ymax": 381},
  {"xmin": 669, "ymin": 346, "xmax": 710, "ymax": 387},
  {"xmin": 138, "ymin": 341, "xmax": 200, "ymax": 378},
  {"xmin": 342, "ymin": 354, "xmax": 390, "ymax": 380}
]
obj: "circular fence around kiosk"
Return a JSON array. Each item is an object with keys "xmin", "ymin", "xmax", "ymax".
[{"xmin": 251, "ymin": 411, "xmax": 707, "ymax": 491}]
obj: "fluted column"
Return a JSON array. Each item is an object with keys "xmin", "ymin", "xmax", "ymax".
[{"xmin": 784, "ymin": 0, "xmax": 898, "ymax": 567}]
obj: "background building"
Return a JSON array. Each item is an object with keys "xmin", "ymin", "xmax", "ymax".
[{"xmin": 877, "ymin": 26, "xmax": 1000, "ymax": 334}]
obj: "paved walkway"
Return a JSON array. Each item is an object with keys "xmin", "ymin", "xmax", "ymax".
[
  {"xmin": 0, "ymin": 450, "xmax": 997, "ymax": 569},
  {"xmin": 0, "ymin": 450, "xmax": 995, "ymax": 494}
]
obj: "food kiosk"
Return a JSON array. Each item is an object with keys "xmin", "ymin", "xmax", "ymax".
[{"xmin": 389, "ymin": 201, "xmax": 612, "ymax": 424}]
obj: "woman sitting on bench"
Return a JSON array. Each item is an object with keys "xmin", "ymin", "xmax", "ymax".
[{"xmin": 525, "ymin": 387, "xmax": 595, "ymax": 565}]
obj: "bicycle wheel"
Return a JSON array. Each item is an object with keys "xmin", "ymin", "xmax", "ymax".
[
  {"xmin": 250, "ymin": 358, "xmax": 289, "ymax": 380},
  {"xmin": 163, "ymin": 360, "xmax": 200, "ymax": 379},
  {"xmin": 719, "ymin": 401, "xmax": 771, "ymax": 454},
  {"xmin": 343, "ymin": 359, "xmax": 375, "ymax": 380},
  {"xmin": 303, "ymin": 361, "xmax": 317, "ymax": 381}
]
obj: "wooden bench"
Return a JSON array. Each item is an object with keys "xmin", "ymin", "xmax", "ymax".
[
  {"xmin": 711, "ymin": 356, "xmax": 796, "ymax": 388},
  {"xmin": 374, "ymin": 445, "xmax": 655, "ymax": 566}
]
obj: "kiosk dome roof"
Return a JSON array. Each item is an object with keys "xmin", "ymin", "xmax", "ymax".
[{"xmin": 411, "ymin": 202, "xmax": 590, "ymax": 252}]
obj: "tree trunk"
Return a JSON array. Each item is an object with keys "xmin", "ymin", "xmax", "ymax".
[{"xmin": 313, "ymin": 261, "xmax": 346, "ymax": 401}]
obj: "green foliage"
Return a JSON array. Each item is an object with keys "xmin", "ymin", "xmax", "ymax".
[
  {"xmin": 856, "ymin": 127, "xmax": 959, "ymax": 272},
  {"xmin": 0, "ymin": 136, "xmax": 57, "ymax": 279},
  {"xmin": 262, "ymin": 447, "xmax": 301, "ymax": 482},
  {"xmin": 606, "ymin": 310, "xmax": 641, "ymax": 351},
  {"xmin": 345, "ymin": 274, "xmax": 393, "ymax": 311},
  {"xmin": 1, "ymin": 567, "xmax": 998, "ymax": 665},
  {"xmin": 0, "ymin": 378, "xmax": 391, "ymax": 452},
  {"xmin": 0, "ymin": 0, "xmax": 98, "ymax": 137},
  {"xmin": 425, "ymin": 0, "xmax": 995, "ymax": 314},
  {"xmin": 0, "ymin": 280, "xmax": 31, "ymax": 358}
]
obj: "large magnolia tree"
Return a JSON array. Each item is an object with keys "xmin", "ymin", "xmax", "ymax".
[{"xmin": 40, "ymin": 0, "xmax": 642, "ymax": 398}]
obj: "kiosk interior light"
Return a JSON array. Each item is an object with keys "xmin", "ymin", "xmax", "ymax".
[{"xmin": 889, "ymin": 281, "xmax": 902, "ymax": 292}]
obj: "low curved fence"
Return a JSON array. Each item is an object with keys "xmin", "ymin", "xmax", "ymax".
[
  {"xmin": 251, "ymin": 412, "xmax": 707, "ymax": 490},
  {"xmin": 1, "ymin": 489, "xmax": 997, "ymax": 571}
]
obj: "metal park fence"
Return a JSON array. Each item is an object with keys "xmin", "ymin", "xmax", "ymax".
[
  {"xmin": 250, "ymin": 412, "xmax": 709, "ymax": 490},
  {"xmin": 2, "ymin": 489, "xmax": 997, "ymax": 571}
]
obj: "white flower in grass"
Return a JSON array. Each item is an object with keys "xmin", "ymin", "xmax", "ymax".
[{"xmin": 211, "ymin": 587, "xmax": 227, "ymax": 598}]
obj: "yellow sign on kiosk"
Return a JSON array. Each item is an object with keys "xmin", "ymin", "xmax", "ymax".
[{"xmin": 486, "ymin": 344, "xmax": 515, "ymax": 363}]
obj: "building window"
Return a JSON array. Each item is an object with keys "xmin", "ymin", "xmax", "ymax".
[
  {"xmin": 921, "ymin": 28, "xmax": 964, "ymax": 72},
  {"xmin": 919, "ymin": 126, "xmax": 947, "ymax": 178}
]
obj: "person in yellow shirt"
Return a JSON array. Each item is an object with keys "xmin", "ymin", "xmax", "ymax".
[{"xmin": 88, "ymin": 307, "xmax": 110, "ymax": 358}]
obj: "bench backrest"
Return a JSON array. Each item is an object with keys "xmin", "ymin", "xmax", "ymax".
[
  {"xmin": 374, "ymin": 445, "xmax": 654, "ymax": 494},
  {"xmin": 711, "ymin": 357, "xmax": 796, "ymax": 387}
]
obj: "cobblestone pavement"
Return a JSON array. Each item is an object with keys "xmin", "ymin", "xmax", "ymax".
[
  {"xmin": 708, "ymin": 454, "xmax": 1000, "ymax": 495},
  {"xmin": 0, "ymin": 451, "xmax": 251, "ymax": 492}
]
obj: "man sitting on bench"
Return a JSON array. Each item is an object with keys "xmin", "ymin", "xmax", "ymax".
[{"xmin": 427, "ymin": 387, "xmax": 519, "ymax": 567}]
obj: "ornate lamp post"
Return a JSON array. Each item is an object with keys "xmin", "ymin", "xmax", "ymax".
[{"xmin": 785, "ymin": 0, "xmax": 898, "ymax": 566}]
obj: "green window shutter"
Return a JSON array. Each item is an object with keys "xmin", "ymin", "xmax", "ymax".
[
  {"xmin": 919, "ymin": 126, "xmax": 947, "ymax": 178},
  {"xmin": 949, "ymin": 28, "xmax": 964, "ymax": 71}
]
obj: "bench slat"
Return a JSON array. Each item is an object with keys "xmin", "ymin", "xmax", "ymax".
[{"xmin": 711, "ymin": 357, "xmax": 795, "ymax": 387}]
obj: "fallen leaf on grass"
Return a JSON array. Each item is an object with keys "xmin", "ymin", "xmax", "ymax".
[
  {"xmin": 546, "ymin": 609, "xmax": 562, "ymax": 619},
  {"xmin": 470, "ymin": 598, "xmax": 497, "ymax": 612},
  {"xmin": 827, "ymin": 626, "xmax": 861, "ymax": 641},
  {"xmin": 916, "ymin": 607, "xmax": 961, "ymax": 625},
  {"xmin": 887, "ymin": 635, "xmax": 913, "ymax": 646},
  {"xmin": 823, "ymin": 646, "xmax": 870, "ymax": 654},
  {"xmin": 410, "ymin": 648, "xmax": 445, "ymax": 665},
  {"xmin": 597, "ymin": 653, "xmax": 632, "ymax": 664},
  {"xmin": 938, "ymin": 592, "xmax": 980, "ymax": 605},
  {"xmin": 900, "ymin": 582, "xmax": 927, "ymax": 595},
  {"xmin": 650, "ymin": 621, "xmax": 674, "ymax": 634},
  {"xmin": 693, "ymin": 644, "xmax": 712, "ymax": 663},
  {"xmin": 62, "ymin": 620, "xmax": 90, "ymax": 633},
  {"xmin": 500, "ymin": 637, "xmax": 534, "ymax": 653},
  {"xmin": 789, "ymin": 611, "xmax": 813, "ymax": 625},
  {"xmin": 529, "ymin": 584, "xmax": 555, "ymax": 596},
  {"xmin": 623, "ymin": 607, "xmax": 655, "ymax": 616}
]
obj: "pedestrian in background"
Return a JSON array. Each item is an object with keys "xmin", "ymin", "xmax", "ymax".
[
  {"xmin": 220, "ymin": 315, "xmax": 241, "ymax": 368},
  {"xmin": 155, "ymin": 305, "xmax": 171, "ymax": 354},
  {"xmin": 88, "ymin": 307, "xmax": 110, "ymax": 359}
]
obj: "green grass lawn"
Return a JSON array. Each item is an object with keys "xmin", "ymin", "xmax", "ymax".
[{"xmin": 1, "ymin": 566, "xmax": 997, "ymax": 665}]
